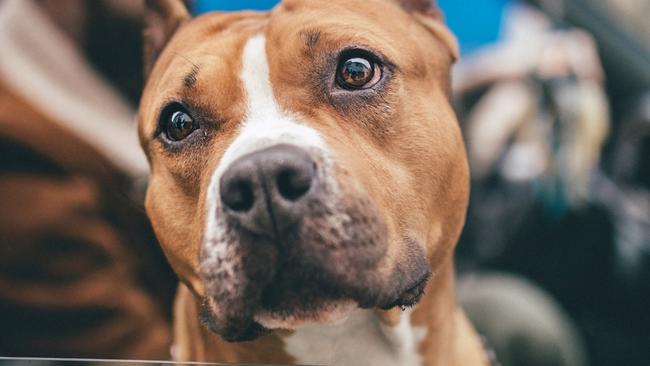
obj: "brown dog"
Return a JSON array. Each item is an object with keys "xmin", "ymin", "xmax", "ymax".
[{"xmin": 139, "ymin": 0, "xmax": 487, "ymax": 364}]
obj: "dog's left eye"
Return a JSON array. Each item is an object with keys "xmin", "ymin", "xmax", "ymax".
[
  {"xmin": 336, "ymin": 56, "xmax": 382, "ymax": 90},
  {"xmin": 164, "ymin": 108, "xmax": 197, "ymax": 141}
]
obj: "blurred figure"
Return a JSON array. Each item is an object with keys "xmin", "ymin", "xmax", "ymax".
[
  {"xmin": 0, "ymin": 0, "xmax": 174, "ymax": 359},
  {"xmin": 454, "ymin": 2, "xmax": 649, "ymax": 366},
  {"xmin": 452, "ymin": 3, "xmax": 606, "ymax": 366},
  {"xmin": 458, "ymin": 273, "xmax": 587, "ymax": 366}
]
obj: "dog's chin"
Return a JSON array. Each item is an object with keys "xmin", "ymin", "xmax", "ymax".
[
  {"xmin": 200, "ymin": 262, "xmax": 430, "ymax": 342},
  {"xmin": 253, "ymin": 299, "xmax": 357, "ymax": 330},
  {"xmin": 199, "ymin": 289, "xmax": 360, "ymax": 342}
]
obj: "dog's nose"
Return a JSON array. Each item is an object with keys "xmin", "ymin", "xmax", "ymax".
[{"xmin": 219, "ymin": 144, "xmax": 317, "ymax": 236}]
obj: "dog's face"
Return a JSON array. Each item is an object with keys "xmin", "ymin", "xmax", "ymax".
[{"xmin": 139, "ymin": 0, "xmax": 468, "ymax": 341}]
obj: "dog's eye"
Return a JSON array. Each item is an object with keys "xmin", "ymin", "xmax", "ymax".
[
  {"xmin": 165, "ymin": 108, "xmax": 197, "ymax": 141},
  {"xmin": 336, "ymin": 56, "xmax": 381, "ymax": 90}
]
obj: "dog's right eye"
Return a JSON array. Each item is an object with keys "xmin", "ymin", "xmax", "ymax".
[
  {"xmin": 335, "ymin": 51, "xmax": 383, "ymax": 90},
  {"xmin": 162, "ymin": 106, "xmax": 197, "ymax": 141}
]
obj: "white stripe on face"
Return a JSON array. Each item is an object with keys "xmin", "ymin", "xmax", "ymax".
[
  {"xmin": 202, "ymin": 34, "xmax": 327, "ymax": 259},
  {"xmin": 222, "ymin": 34, "xmax": 326, "ymax": 165}
]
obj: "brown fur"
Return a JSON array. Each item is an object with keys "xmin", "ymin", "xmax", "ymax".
[{"xmin": 139, "ymin": 0, "xmax": 485, "ymax": 364}]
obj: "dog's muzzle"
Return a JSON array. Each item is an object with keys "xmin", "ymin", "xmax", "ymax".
[{"xmin": 199, "ymin": 144, "xmax": 428, "ymax": 341}]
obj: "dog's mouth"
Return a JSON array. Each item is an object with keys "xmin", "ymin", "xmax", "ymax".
[
  {"xmin": 254, "ymin": 262, "xmax": 431, "ymax": 324},
  {"xmin": 200, "ymin": 278, "xmax": 431, "ymax": 342},
  {"xmin": 252, "ymin": 267, "xmax": 359, "ymax": 331},
  {"xmin": 380, "ymin": 270, "xmax": 431, "ymax": 310},
  {"xmin": 253, "ymin": 255, "xmax": 430, "ymax": 324},
  {"xmin": 199, "ymin": 236, "xmax": 431, "ymax": 342}
]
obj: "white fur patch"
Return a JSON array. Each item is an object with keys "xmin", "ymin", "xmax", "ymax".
[
  {"xmin": 203, "ymin": 34, "xmax": 326, "ymax": 245},
  {"xmin": 284, "ymin": 309, "xmax": 427, "ymax": 366}
]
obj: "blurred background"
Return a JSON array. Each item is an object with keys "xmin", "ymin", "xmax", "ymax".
[{"xmin": 0, "ymin": 0, "xmax": 648, "ymax": 365}]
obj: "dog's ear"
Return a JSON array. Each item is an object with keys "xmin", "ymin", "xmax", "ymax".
[
  {"xmin": 144, "ymin": 0, "xmax": 191, "ymax": 77},
  {"xmin": 393, "ymin": 0, "xmax": 459, "ymax": 62},
  {"xmin": 394, "ymin": 0, "xmax": 443, "ymax": 18}
]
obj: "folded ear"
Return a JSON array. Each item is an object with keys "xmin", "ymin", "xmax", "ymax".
[
  {"xmin": 393, "ymin": 0, "xmax": 459, "ymax": 62},
  {"xmin": 144, "ymin": 0, "xmax": 191, "ymax": 77}
]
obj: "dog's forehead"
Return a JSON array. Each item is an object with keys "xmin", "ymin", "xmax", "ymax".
[
  {"xmin": 180, "ymin": 0, "xmax": 416, "ymax": 67},
  {"xmin": 144, "ymin": 0, "xmax": 422, "ymax": 104},
  {"xmin": 266, "ymin": 0, "xmax": 420, "ymax": 57}
]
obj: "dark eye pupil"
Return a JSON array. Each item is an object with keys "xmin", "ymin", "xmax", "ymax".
[
  {"xmin": 172, "ymin": 111, "xmax": 192, "ymax": 129},
  {"xmin": 167, "ymin": 110, "xmax": 195, "ymax": 141},
  {"xmin": 340, "ymin": 57, "xmax": 373, "ymax": 88}
]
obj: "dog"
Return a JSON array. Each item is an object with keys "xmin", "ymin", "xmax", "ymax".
[{"xmin": 139, "ymin": 0, "xmax": 488, "ymax": 364}]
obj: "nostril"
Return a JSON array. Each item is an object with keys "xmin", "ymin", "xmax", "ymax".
[
  {"xmin": 222, "ymin": 180, "xmax": 255, "ymax": 212},
  {"xmin": 277, "ymin": 167, "xmax": 312, "ymax": 201}
]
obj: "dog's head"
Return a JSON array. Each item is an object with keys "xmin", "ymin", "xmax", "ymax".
[{"xmin": 139, "ymin": 0, "xmax": 467, "ymax": 341}]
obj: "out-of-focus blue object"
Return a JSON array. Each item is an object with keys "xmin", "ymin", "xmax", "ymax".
[
  {"xmin": 193, "ymin": 0, "xmax": 278, "ymax": 13},
  {"xmin": 193, "ymin": 0, "xmax": 512, "ymax": 55},
  {"xmin": 438, "ymin": 0, "xmax": 510, "ymax": 55}
]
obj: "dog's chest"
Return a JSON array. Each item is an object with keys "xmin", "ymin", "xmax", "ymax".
[{"xmin": 283, "ymin": 309, "xmax": 427, "ymax": 366}]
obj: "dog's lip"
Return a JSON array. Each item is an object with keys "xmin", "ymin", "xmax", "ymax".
[
  {"xmin": 380, "ymin": 270, "xmax": 431, "ymax": 310},
  {"xmin": 214, "ymin": 297, "xmax": 357, "ymax": 341},
  {"xmin": 212, "ymin": 272, "xmax": 431, "ymax": 340},
  {"xmin": 219, "ymin": 321, "xmax": 269, "ymax": 342},
  {"xmin": 203, "ymin": 269, "xmax": 431, "ymax": 341}
]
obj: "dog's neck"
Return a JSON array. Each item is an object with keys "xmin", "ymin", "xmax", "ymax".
[{"xmin": 172, "ymin": 260, "xmax": 487, "ymax": 366}]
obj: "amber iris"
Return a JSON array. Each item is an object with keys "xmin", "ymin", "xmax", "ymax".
[
  {"xmin": 338, "ymin": 57, "xmax": 377, "ymax": 89},
  {"xmin": 166, "ymin": 110, "xmax": 195, "ymax": 141}
]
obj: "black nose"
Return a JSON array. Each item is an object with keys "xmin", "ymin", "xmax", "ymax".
[{"xmin": 219, "ymin": 144, "xmax": 317, "ymax": 236}]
